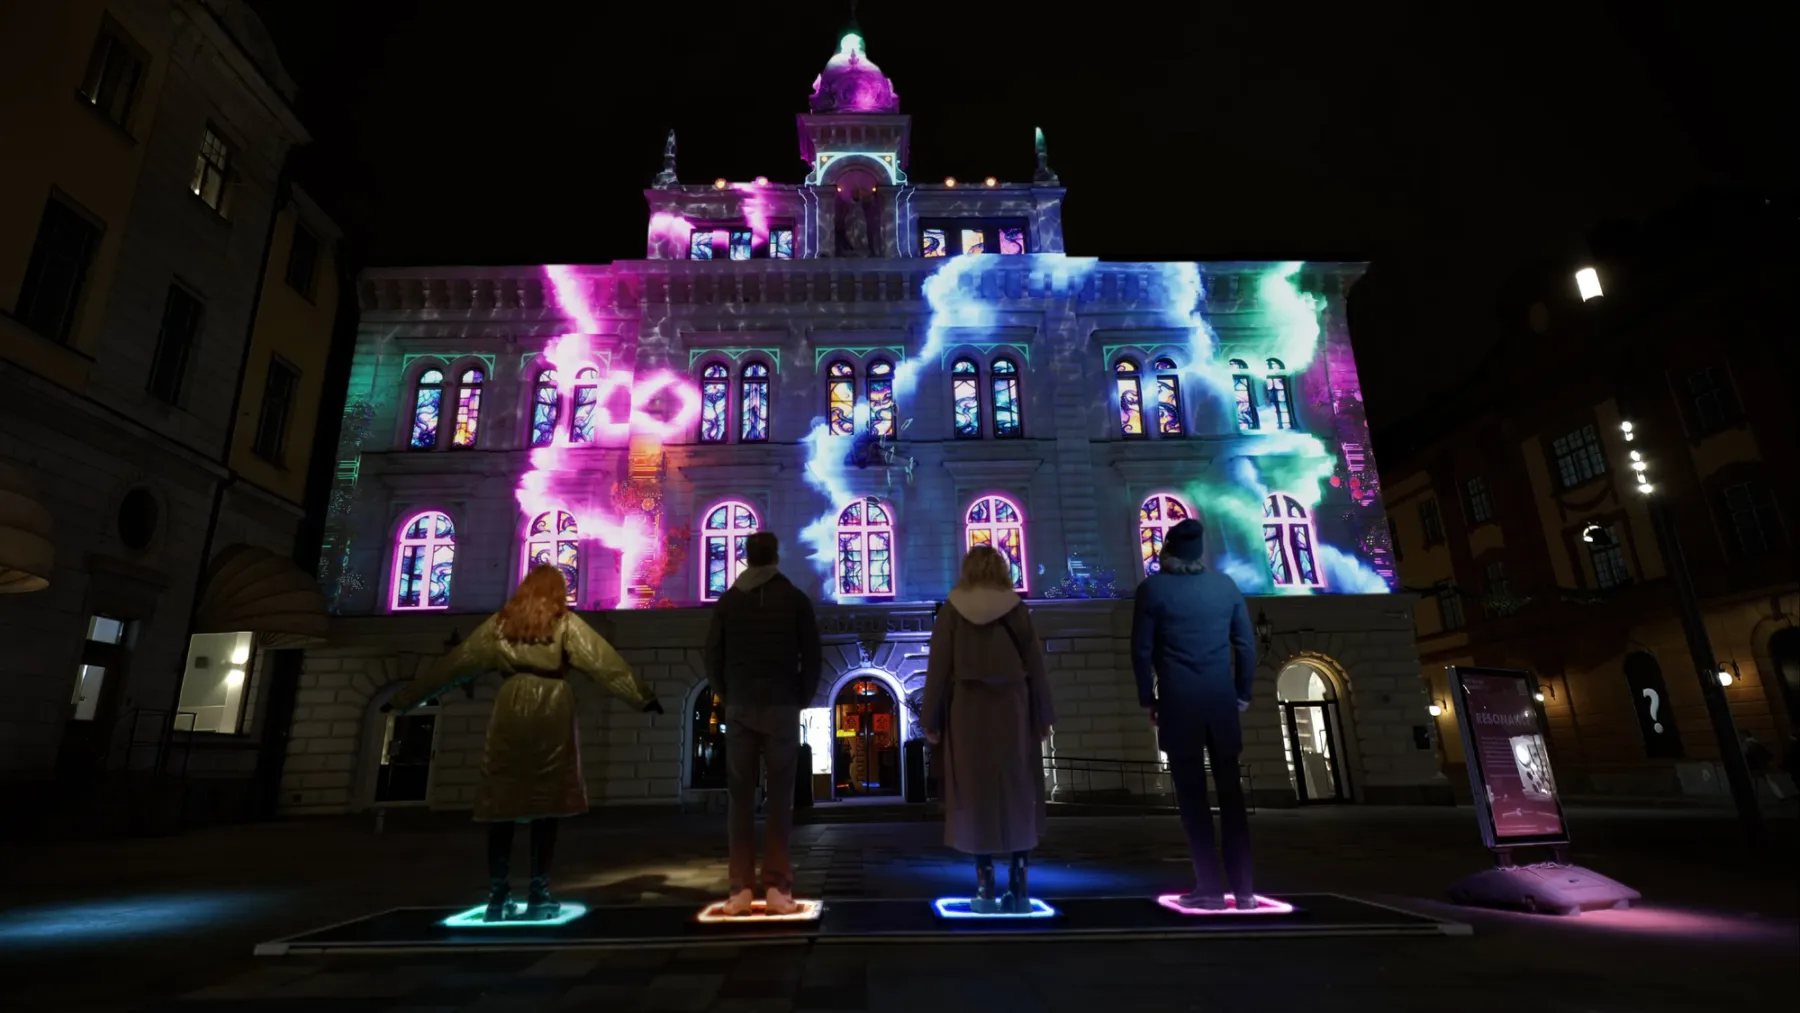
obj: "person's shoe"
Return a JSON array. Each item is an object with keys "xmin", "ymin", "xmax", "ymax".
[
  {"xmin": 1004, "ymin": 853, "xmax": 1031, "ymax": 913},
  {"xmin": 971, "ymin": 858, "xmax": 1001, "ymax": 914},
  {"xmin": 722, "ymin": 889, "xmax": 755, "ymax": 916},
  {"xmin": 483, "ymin": 878, "xmax": 513, "ymax": 922},
  {"xmin": 1176, "ymin": 891, "xmax": 1229, "ymax": 911},
  {"xmin": 1231, "ymin": 893, "xmax": 1261, "ymax": 911},
  {"xmin": 523, "ymin": 876, "xmax": 561, "ymax": 921},
  {"xmin": 764, "ymin": 888, "xmax": 799, "ymax": 915}
]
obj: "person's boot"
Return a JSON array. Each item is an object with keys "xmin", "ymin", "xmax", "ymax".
[
  {"xmin": 1230, "ymin": 886, "xmax": 1260, "ymax": 911},
  {"xmin": 1005, "ymin": 852, "xmax": 1031, "ymax": 914},
  {"xmin": 524, "ymin": 876, "xmax": 561, "ymax": 921},
  {"xmin": 483, "ymin": 878, "xmax": 513, "ymax": 922},
  {"xmin": 972, "ymin": 855, "xmax": 1000, "ymax": 914},
  {"xmin": 1176, "ymin": 890, "xmax": 1229, "ymax": 911}
]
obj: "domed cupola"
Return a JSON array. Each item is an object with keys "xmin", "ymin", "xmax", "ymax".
[{"xmin": 807, "ymin": 29, "xmax": 900, "ymax": 114}]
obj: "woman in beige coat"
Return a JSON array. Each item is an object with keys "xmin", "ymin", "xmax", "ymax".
[
  {"xmin": 387, "ymin": 565, "xmax": 662, "ymax": 921},
  {"xmin": 921, "ymin": 546, "xmax": 1056, "ymax": 913}
]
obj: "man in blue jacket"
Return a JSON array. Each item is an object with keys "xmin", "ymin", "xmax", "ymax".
[{"xmin": 1131, "ymin": 517, "xmax": 1259, "ymax": 910}]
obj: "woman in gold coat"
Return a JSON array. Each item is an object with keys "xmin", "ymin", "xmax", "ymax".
[{"xmin": 386, "ymin": 565, "xmax": 663, "ymax": 921}]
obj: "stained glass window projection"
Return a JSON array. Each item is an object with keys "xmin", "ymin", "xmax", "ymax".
[
  {"xmin": 1151, "ymin": 357, "xmax": 1183, "ymax": 436},
  {"xmin": 1230, "ymin": 359, "xmax": 1260, "ymax": 431},
  {"xmin": 530, "ymin": 369, "xmax": 559, "ymax": 447},
  {"xmin": 1265, "ymin": 358, "xmax": 1293, "ymax": 430},
  {"xmin": 960, "ymin": 229, "xmax": 986, "ymax": 255},
  {"xmin": 689, "ymin": 231, "xmax": 714, "ymax": 260},
  {"xmin": 1263, "ymin": 493, "xmax": 1320, "ymax": 587},
  {"xmin": 740, "ymin": 362, "xmax": 770, "ymax": 442},
  {"xmin": 525, "ymin": 509, "xmax": 580, "ymax": 604},
  {"xmin": 826, "ymin": 361, "xmax": 855, "ymax": 436},
  {"xmin": 771, "ymin": 229, "xmax": 794, "ymax": 259},
  {"xmin": 835, "ymin": 496, "xmax": 894, "ymax": 598},
  {"xmin": 965, "ymin": 494, "xmax": 1027, "ymax": 591},
  {"xmin": 570, "ymin": 367, "xmax": 599, "ymax": 443},
  {"xmin": 451, "ymin": 368, "xmax": 483, "ymax": 448},
  {"xmin": 701, "ymin": 501, "xmax": 760, "ymax": 600},
  {"xmin": 699, "ymin": 363, "xmax": 729, "ymax": 443},
  {"xmin": 998, "ymin": 227, "xmax": 1026, "ymax": 255},
  {"xmin": 921, "ymin": 228, "xmax": 946, "ymax": 258},
  {"xmin": 409, "ymin": 368, "xmax": 443, "ymax": 449},
  {"xmin": 392, "ymin": 511, "xmax": 455, "ymax": 610},
  {"xmin": 991, "ymin": 357, "xmax": 1021, "ymax": 438},
  {"xmin": 951, "ymin": 357, "xmax": 981, "ymax": 438},
  {"xmin": 1115, "ymin": 359, "xmax": 1145, "ymax": 437},
  {"xmin": 728, "ymin": 229, "xmax": 753, "ymax": 261},
  {"xmin": 867, "ymin": 359, "xmax": 895, "ymax": 437},
  {"xmin": 1138, "ymin": 493, "xmax": 1193, "ymax": 576}
]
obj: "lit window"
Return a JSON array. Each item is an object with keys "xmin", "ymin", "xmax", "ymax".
[
  {"xmin": 570, "ymin": 367, "xmax": 599, "ymax": 443},
  {"xmin": 701, "ymin": 501, "xmax": 760, "ymax": 601},
  {"xmin": 960, "ymin": 228, "xmax": 986, "ymax": 255},
  {"xmin": 699, "ymin": 363, "xmax": 729, "ymax": 443},
  {"xmin": 740, "ymin": 362, "xmax": 770, "ymax": 442},
  {"xmin": 826, "ymin": 361, "xmax": 855, "ymax": 436},
  {"xmin": 965, "ymin": 495, "xmax": 1027, "ymax": 591},
  {"xmin": 835, "ymin": 497, "xmax": 894, "ymax": 598},
  {"xmin": 177, "ymin": 631, "xmax": 255, "ymax": 734},
  {"xmin": 69, "ymin": 615, "xmax": 129, "ymax": 723},
  {"xmin": 529, "ymin": 369, "xmax": 559, "ymax": 447},
  {"xmin": 997, "ymin": 227, "xmax": 1026, "ymax": 255},
  {"xmin": 867, "ymin": 360, "xmax": 895, "ymax": 437},
  {"xmin": 392, "ymin": 511, "xmax": 455, "ymax": 610},
  {"xmin": 525, "ymin": 510, "xmax": 580, "ymax": 605},
  {"xmin": 1550, "ymin": 424, "xmax": 1607, "ymax": 489},
  {"xmin": 922, "ymin": 228, "xmax": 946, "ymax": 257},
  {"xmin": 1263, "ymin": 494, "xmax": 1321, "ymax": 588},
  {"xmin": 728, "ymin": 229, "xmax": 753, "ymax": 261},
  {"xmin": 1151, "ymin": 357, "xmax": 1183, "ymax": 436},
  {"xmin": 1115, "ymin": 359, "xmax": 1145, "ymax": 437},
  {"xmin": 687, "ymin": 226, "xmax": 796, "ymax": 260},
  {"xmin": 771, "ymin": 229, "xmax": 794, "ymax": 259},
  {"xmin": 409, "ymin": 369, "xmax": 443, "ymax": 449},
  {"xmin": 689, "ymin": 231, "xmax": 714, "ymax": 260},
  {"xmin": 1265, "ymin": 358, "xmax": 1293, "ymax": 430},
  {"xmin": 190, "ymin": 126, "xmax": 231, "ymax": 214},
  {"xmin": 1138, "ymin": 494, "xmax": 1193, "ymax": 576},
  {"xmin": 991, "ymin": 358, "xmax": 1021, "ymax": 438},
  {"xmin": 1229, "ymin": 359, "xmax": 1259, "ymax": 431},
  {"xmin": 451, "ymin": 368, "xmax": 483, "ymax": 448},
  {"xmin": 951, "ymin": 358, "xmax": 981, "ymax": 438},
  {"xmin": 919, "ymin": 221, "xmax": 1028, "ymax": 256}
]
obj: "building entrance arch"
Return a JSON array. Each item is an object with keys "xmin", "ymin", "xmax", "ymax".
[
  {"xmin": 1275, "ymin": 657, "xmax": 1351, "ymax": 804},
  {"xmin": 825, "ymin": 669, "xmax": 905, "ymax": 798}
]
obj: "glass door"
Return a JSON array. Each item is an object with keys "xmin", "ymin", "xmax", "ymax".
[{"xmin": 1282, "ymin": 701, "xmax": 1348, "ymax": 803}]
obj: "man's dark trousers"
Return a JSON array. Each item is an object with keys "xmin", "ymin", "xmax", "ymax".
[
  {"xmin": 1167, "ymin": 727, "xmax": 1254, "ymax": 900},
  {"xmin": 726, "ymin": 703, "xmax": 799, "ymax": 895}
]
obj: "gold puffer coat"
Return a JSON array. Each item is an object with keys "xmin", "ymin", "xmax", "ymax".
[{"xmin": 390, "ymin": 612, "xmax": 654, "ymax": 821}]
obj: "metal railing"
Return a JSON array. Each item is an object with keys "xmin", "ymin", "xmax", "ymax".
[{"xmin": 1042, "ymin": 754, "xmax": 1255, "ymax": 814}]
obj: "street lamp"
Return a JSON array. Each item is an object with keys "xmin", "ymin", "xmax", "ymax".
[{"xmin": 1575, "ymin": 266, "xmax": 1604, "ymax": 302}]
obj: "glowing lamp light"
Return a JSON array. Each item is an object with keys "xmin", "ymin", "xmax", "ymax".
[
  {"xmin": 754, "ymin": 176, "xmax": 768, "ymax": 186},
  {"xmin": 1427, "ymin": 702, "xmax": 1444, "ymax": 717},
  {"xmin": 1637, "ymin": 483, "xmax": 1654, "ymax": 495},
  {"xmin": 1717, "ymin": 669, "xmax": 1735, "ymax": 687},
  {"xmin": 225, "ymin": 669, "xmax": 244, "ymax": 688},
  {"xmin": 229, "ymin": 644, "xmax": 250, "ymax": 665},
  {"xmin": 1575, "ymin": 266, "xmax": 1603, "ymax": 302},
  {"xmin": 712, "ymin": 178, "xmax": 727, "ymax": 190},
  {"xmin": 984, "ymin": 176, "xmax": 997, "ymax": 187},
  {"xmin": 932, "ymin": 897, "xmax": 1057, "ymax": 919},
  {"xmin": 696, "ymin": 899, "xmax": 821, "ymax": 923},
  {"xmin": 1533, "ymin": 690, "xmax": 1546, "ymax": 703},
  {"xmin": 1581, "ymin": 523, "xmax": 1601, "ymax": 544},
  {"xmin": 944, "ymin": 176, "xmax": 957, "ymax": 188},
  {"xmin": 441, "ymin": 901, "xmax": 589, "ymax": 928},
  {"xmin": 1156, "ymin": 893, "xmax": 1294, "ymax": 916}
]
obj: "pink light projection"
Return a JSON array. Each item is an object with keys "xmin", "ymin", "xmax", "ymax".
[
  {"xmin": 1156, "ymin": 893, "xmax": 1295, "ymax": 915},
  {"xmin": 730, "ymin": 183, "xmax": 770, "ymax": 251},
  {"xmin": 808, "ymin": 33, "xmax": 899, "ymax": 114},
  {"xmin": 647, "ymin": 212, "xmax": 693, "ymax": 260}
]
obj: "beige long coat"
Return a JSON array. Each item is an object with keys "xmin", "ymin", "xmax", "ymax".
[{"xmin": 390, "ymin": 612, "xmax": 654, "ymax": 821}]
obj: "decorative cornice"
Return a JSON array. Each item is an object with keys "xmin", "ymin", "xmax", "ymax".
[{"xmin": 941, "ymin": 458, "xmax": 1044, "ymax": 487}]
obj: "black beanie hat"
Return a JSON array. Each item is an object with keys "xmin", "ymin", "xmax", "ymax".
[{"xmin": 1161, "ymin": 518, "xmax": 1206, "ymax": 562}]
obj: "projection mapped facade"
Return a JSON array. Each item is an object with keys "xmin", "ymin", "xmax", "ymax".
[{"xmin": 292, "ymin": 28, "xmax": 1441, "ymax": 819}]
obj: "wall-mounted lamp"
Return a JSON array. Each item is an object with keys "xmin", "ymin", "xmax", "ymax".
[
  {"xmin": 1575, "ymin": 266, "xmax": 1603, "ymax": 302},
  {"xmin": 1717, "ymin": 660, "xmax": 1739, "ymax": 687},
  {"xmin": 1427, "ymin": 701, "xmax": 1445, "ymax": 717},
  {"xmin": 1254, "ymin": 611, "xmax": 1274, "ymax": 655},
  {"xmin": 1532, "ymin": 689, "xmax": 1546, "ymax": 703}
]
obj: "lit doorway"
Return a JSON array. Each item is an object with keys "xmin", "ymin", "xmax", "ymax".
[
  {"xmin": 688, "ymin": 687, "xmax": 728, "ymax": 790},
  {"xmin": 374, "ymin": 704, "xmax": 439, "ymax": 804},
  {"xmin": 1276, "ymin": 661, "xmax": 1349, "ymax": 804},
  {"xmin": 833, "ymin": 676, "xmax": 901, "ymax": 797}
]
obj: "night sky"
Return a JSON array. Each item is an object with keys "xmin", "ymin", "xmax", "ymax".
[{"xmin": 248, "ymin": 1, "xmax": 1789, "ymax": 438}]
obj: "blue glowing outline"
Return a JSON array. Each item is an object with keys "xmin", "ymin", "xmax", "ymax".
[
  {"xmin": 440, "ymin": 901, "xmax": 590, "ymax": 928},
  {"xmin": 932, "ymin": 897, "xmax": 1058, "ymax": 919}
]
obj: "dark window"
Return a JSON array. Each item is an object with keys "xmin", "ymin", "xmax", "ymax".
[
  {"xmin": 1551, "ymin": 423, "xmax": 1608, "ymax": 489},
  {"xmin": 146, "ymin": 284, "xmax": 203, "ymax": 404},
  {"xmin": 252, "ymin": 357, "xmax": 300, "ymax": 462},
  {"xmin": 1388, "ymin": 516, "xmax": 1402, "ymax": 561},
  {"xmin": 190, "ymin": 126, "xmax": 231, "ymax": 214},
  {"xmin": 284, "ymin": 224, "xmax": 319, "ymax": 300},
  {"xmin": 14, "ymin": 197, "xmax": 103, "ymax": 343},
  {"xmin": 1465, "ymin": 476, "xmax": 1494, "ymax": 524},
  {"xmin": 1683, "ymin": 366, "xmax": 1738, "ymax": 437},
  {"xmin": 1484, "ymin": 560, "xmax": 1509, "ymax": 597},
  {"xmin": 1418, "ymin": 499, "xmax": 1445, "ymax": 546},
  {"xmin": 116, "ymin": 488, "xmax": 159, "ymax": 550},
  {"xmin": 918, "ymin": 219, "xmax": 1029, "ymax": 257},
  {"xmin": 1721, "ymin": 481, "xmax": 1778, "ymax": 557},
  {"xmin": 1587, "ymin": 524, "xmax": 1631, "ymax": 589},
  {"xmin": 1435, "ymin": 581, "xmax": 1465, "ymax": 631},
  {"xmin": 78, "ymin": 18, "xmax": 146, "ymax": 129}
]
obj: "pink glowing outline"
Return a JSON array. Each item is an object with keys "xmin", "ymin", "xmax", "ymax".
[
  {"xmin": 389, "ymin": 509, "xmax": 455, "ymax": 612},
  {"xmin": 834, "ymin": 496, "xmax": 896, "ymax": 599},
  {"xmin": 695, "ymin": 898, "xmax": 821, "ymax": 924},
  {"xmin": 1156, "ymin": 893, "xmax": 1294, "ymax": 915},
  {"xmin": 964, "ymin": 493, "xmax": 1029, "ymax": 593},
  {"xmin": 699, "ymin": 499, "xmax": 761, "ymax": 602},
  {"xmin": 1264, "ymin": 491, "xmax": 1326, "ymax": 589}
]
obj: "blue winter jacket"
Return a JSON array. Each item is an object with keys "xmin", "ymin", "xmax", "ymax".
[{"xmin": 1130, "ymin": 561, "xmax": 1257, "ymax": 757}]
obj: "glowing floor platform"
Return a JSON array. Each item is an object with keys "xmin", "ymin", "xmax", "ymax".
[{"xmin": 255, "ymin": 894, "xmax": 1468, "ymax": 955}]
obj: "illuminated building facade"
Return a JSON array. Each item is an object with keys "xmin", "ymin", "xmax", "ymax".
[{"xmin": 286, "ymin": 29, "xmax": 1447, "ymax": 816}]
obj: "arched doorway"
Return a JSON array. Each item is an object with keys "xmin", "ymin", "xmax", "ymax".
[
  {"xmin": 373, "ymin": 698, "xmax": 440, "ymax": 805},
  {"xmin": 833, "ymin": 675, "xmax": 901, "ymax": 797},
  {"xmin": 1276, "ymin": 660, "xmax": 1349, "ymax": 803},
  {"xmin": 687, "ymin": 684, "xmax": 728, "ymax": 790}
]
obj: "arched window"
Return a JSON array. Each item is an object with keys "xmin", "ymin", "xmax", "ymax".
[
  {"xmin": 1229, "ymin": 359, "xmax": 1259, "ymax": 431},
  {"xmin": 965, "ymin": 495, "xmax": 1027, "ymax": 590},
  {"xmin": 409, "ymin": 368, "xmax": 444, "ymax": 449},
  {"xmin": 570, "ymin": 367, "xmax": 600, "ymax": 443},
  {"xmin": 701, "ymin": 500, "xmax": 760, "ymax": 600},
  {"xmin": 1138, "ymin": 493, "xmax": 1194, "ymax": 575},
  {"xmin": 1115, "ymin": 359, "xmax": 1145, "ymax": 437},
  {"xmin": 835, "ymin": 496, "xmax": 894, "ymax": 598},
  {"xmin": 1265, "ymin": 358, "xmax": 1294, "ymax": 430},
  {"xmin": 867, "ymin": 359, "xmax": 895, "ymax": 437},
  {"xmin": 529, "ymin": 369, "xmax": 559, "ymax": 448},
  {"xmin": 991, "ymin": 358, "xmax": 1021, "ymax": 438},
  {"xmin": 451, "ymin": 367, "xmax": 484, "ymax": 448},
  {"xmin": 525, "ymin": 509, "xmax": 580, "ymax": 604},
  {"xmin": 392, "ymin": 511, "xmax": 455, "ymax": 610},
  {"xmin": 1263, "ymin": 493, "xmax": 1321, "ymax": 587},
  {"xmin": 951, "ymin": 357, "xmax": 981, "ymax": 438},
  {"xmin": 1151, "ymin": 357, "xmax": 1183, "ymax": 436},
  {"xmin": 698, "ymin": 363, "xmax": 729, "ymax": 444},
  {"xmin": 740, "ymin": 362, "xmax": 770, "ymax": 442},
  {"xmin": 826, "ymin": 361, "xmax": 855, "ymax": 436}
]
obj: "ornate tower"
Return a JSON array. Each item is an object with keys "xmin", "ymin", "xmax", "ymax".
[{"xmin": 798, "ymin": 27, "xmax": 910, "ymax": 257}]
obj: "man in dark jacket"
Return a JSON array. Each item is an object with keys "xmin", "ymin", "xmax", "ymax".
[
  {"xmin": 704, "ymin": 531, "xmax": 823, "ymax": 915},
  {"xmin": 1131, "ymin": 517, "xmax": 1259, "ymax": 910}
]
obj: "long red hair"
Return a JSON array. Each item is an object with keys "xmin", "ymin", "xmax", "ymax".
[{"xmin": 496, "ymin": 565, "xmax": 570, "ymax": 644}]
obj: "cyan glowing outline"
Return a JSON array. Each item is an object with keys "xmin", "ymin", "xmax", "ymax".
[
  {"xmin": 812, "ymin": 345, "xmax": 906, "ymax": 368},
  {"xmin": 932, "ymin": 897, "xmax": 1058, "ymax": 919},
  {"xmin": 686, "ymin": 347, "xmax": 783, "ymax": 371},
  {"xmin": 401, "ymin": 352, "xmax": 497, "ymax": 374},
  {"xmin": 441, "ymin": 901, "xmax": 590, "ymax": 928},
  {"xmin": 809, "ymin": 151, "xmax": 903, "ymax": 186}
]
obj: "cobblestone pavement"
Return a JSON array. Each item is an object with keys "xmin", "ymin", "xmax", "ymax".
[{"xmin": 2, "ymin": 806, "xmax": 1794, "ymax": 1012}]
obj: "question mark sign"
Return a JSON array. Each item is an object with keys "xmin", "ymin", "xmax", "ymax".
[{"xmin": 1642, "ymin": 687, "xmax": 1664, "ymax": 733}]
